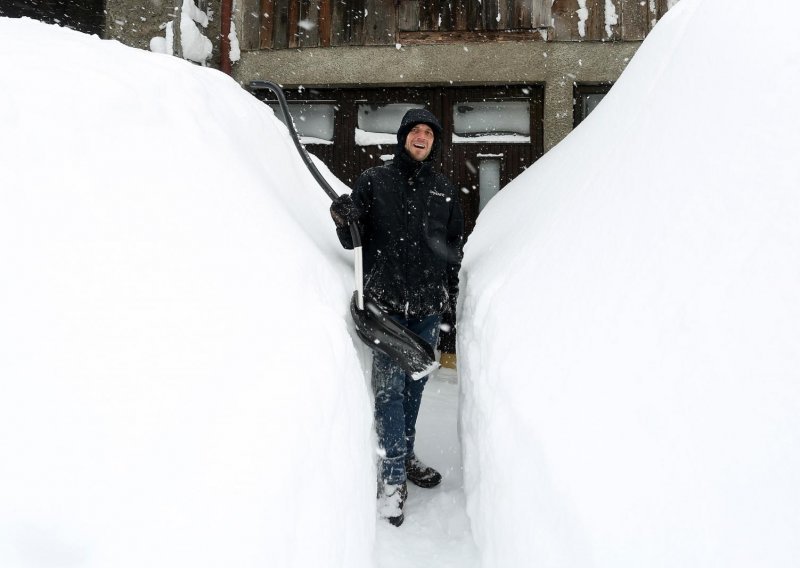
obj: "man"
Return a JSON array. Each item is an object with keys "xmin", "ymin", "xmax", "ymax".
[{"xmin": 330, "ymin": 108, "xmax": 464, "ymax": 527}]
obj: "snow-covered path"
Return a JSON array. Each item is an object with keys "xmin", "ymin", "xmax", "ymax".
[{"xmin": 375, "ymin": 369, "xmax": 480, "ymax": 567}]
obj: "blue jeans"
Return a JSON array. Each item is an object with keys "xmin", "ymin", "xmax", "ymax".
[{"xmin": 372, "ymin": 313, "xmax": 441, "ymax": 485}]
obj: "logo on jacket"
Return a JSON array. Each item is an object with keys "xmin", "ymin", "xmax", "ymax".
[{"xmin": 430, "ymin": 190, "xmax": 447, "ymax": 198}]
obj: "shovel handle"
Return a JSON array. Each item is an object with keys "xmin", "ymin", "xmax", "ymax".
[
  {"xmin": 249, "ymin": 80, "xmax": 364, "ymax": 301},
  {"xmin": 249, "ymin": 80, "xmax": 339, "ymax": 202}
]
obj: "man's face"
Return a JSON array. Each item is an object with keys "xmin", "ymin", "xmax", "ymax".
[{"xmin": 404, "ymin": 123, "xmax": 435, "ymax": 162}]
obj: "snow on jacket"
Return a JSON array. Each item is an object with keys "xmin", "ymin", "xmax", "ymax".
[{"xmin": 336, "ymin": 112, "xmax": 464, "ymax": 318}]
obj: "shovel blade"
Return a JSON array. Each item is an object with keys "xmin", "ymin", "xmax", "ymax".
[{"xmin": 350, "ymin": 292, "xmax": 439, "ymax": 380}]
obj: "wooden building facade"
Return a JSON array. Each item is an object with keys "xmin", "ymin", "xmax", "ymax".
[
  {"xmin": 234, "ymin": 0, "xmax": 680, "ymax": 355},
  {"xmin": 246, "ymin": 0, "xmax": 674, "ymax": 49},
  {"xmin": 237, "ymin": 1, "xmax": 677, "ymax": 241}
]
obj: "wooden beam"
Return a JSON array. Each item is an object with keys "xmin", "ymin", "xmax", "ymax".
[
  {"xmin": 515, "ymin": 0, "xmax": 532, "ymax": 29},
  {"xmin": 466, "ymin": 0, "xmax": 483, "ymax": 31},
  {"xmin": 319, "ymin": 0, "xmax": 332, "ymax": 46},
  {"xmin": 439, "ymin": 0, "xmax": 455, "ymax": 31},
  {"xmin": 238, "ymin": 0, "xmax": 263, "ymax": 50},
  {"xmin": 297, "ymin": 0, "xmax": 321, "ymax": 47},
  {"xmin": 259, "ymin": 0, "xmax": 274, "ymax": 48},
  {"xmin": 620, "ymin": 0, "xmax": 648, "ymax": 40},
  {"xmin": 607, "ymin": 0, "xmax": 621, "ymax": 41},
  {"xmin": 551, "ymin": 0, "xmax": 579, "ymax": 41},
  {"xmin": 287, "ymin": 0, "xmax": 300, "ymax": 47},
  {"xmin": 484, "ymin": 0, "xmax": 499, "ymax": 31},
  {"xmin": 272, "ymin": 0, "xmax": 290, "ymax": 48},
  {"xmin": 584, "ymin": 0, "xmax": 605, "ymax": 41},
  {"xmin": 453, "ymin": 0, "xmax": 468, "ymax": 30},
  {"xmin": 530, "ymin": 0, "xmax": 551, "ymax": 28},
  {"xmin": 364, "ymin": 0, "xmax": 396, "ymax": 45},
  {"xmin": 332, "ymin": 0, "xmax": 366, "ymax": 46},
  {"xmin": 398, "ymin": 0, "xmax": 420, "ymax": 32},
  {"xmin": 419, "ymin": 0, "xmax": 437, "ymax": 31}
]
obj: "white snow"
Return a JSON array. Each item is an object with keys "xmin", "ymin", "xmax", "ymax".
[
  {"xmin": 376, "ymin": 369, "xmax": 479, "ymax": 568},
  {"xmin": 459, "ymin": 0, "xmax": 800, "ymax": 567},
  {"xmin": 452, "ymin": 133, "xmax": 531, "ymax": 144},
  {"xmin": 180, "ymin": 0, "xmax": 212, "ymax": 63},
  {"xmin": 576, "ymin": 0, "xmax": 589, "ymax": 37},
  {"xmin": 604, "ymin": 0, "xmax": 618, "ymax": 37},
  {"xmin": 2, "ymin": 0, "xmax": 797, "ymax": 565},
  {"xmin": 229, "ymin": 21, "xmax": 240, "ymax": 62},
  {"xmin": 0, "ymin": 17, "xmax": 374, "ymax": 568},
  {"xmin": 297, "ymin": 19, "xmax": 316, "ymax": 32},
  {"xmin": 299, "ymin": 136, "xmax": 334, "ymax": 145},
  {"xmin": 150, "ymin": 21, "xmax": 175, "ymax": 56},
  {"xmin": 355, "ymin": 128, "xmax": 397, "ymax": 147},
  {"xmin": 229, "ymin": 0, "xmax": 241, "ymax": 64},
  {"xmin": 357, "ymin": 103, "xmax": 424, "ymax": 147}
]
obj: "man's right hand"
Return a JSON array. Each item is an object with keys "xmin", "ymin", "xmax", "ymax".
[{"xmin": 330, "ymin": 194, "xmax": 358, "ymax": 228}]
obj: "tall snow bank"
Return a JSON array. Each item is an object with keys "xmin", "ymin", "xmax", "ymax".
[
  {"xmin": 459, "ymin": 0, "xmax": 800, "ymax": 566},
  {"xmin": 0, "ymin": 18, "xmax": 374, "ymax": 568}
]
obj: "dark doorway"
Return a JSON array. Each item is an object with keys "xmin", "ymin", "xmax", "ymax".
[{"xmin": 0, "ymin": 0, "xmax": 105, "ymax": 36}]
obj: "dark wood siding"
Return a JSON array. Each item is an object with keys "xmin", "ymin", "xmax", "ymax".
[
  {"xmin": 551, "ymin": 0, "xmax": 671, "ymax": 41},
  {"xmin": 250, "ymin": 84, "xmax": 544, "ymax": 238},
  {"xmin": 398, "ymin": 0, "xmax": 552, "ymax": 31},
  {"xmin": 253, "ymin": 0, "xmax": 676, "ymax": 48}
]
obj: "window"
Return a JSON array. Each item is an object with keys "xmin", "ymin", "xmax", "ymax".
[
  {"xmin": 573, "ymin": 83, "xmax": 613, "ymax": 127},
  {"xmin": 582, "ymin": 94, "xmax": 606, "ymax": 116},
  {"xmin": 269, "ymin": 102, "xmax": 336, "ymax": 144},
  {"xmin": 356, "ymin": 103, "xmax": 425, "ymax": 146},
  {"xmin": 452, "ymin": 101, "xmax": 531, "ymax": 143},
  {"xmin": 477, "ymin": 156, "xmax": 503, "ymax": 212}
]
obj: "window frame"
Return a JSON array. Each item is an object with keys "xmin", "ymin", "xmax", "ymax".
[{"xmin": 573, "ymin": 82, "xmax": 614, "ymax": 128}]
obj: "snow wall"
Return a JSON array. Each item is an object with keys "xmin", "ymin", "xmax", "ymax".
[
  {"xmin": 459, "ymin": 0, "xmax": 800, "ymax": 566},
  {"xmin": 0, "ymin": 18, "xmax": 375, "ymax": 568}
]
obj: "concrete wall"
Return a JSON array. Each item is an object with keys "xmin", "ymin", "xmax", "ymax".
[
  {"xmin": 106, "ymin": 0, "xmax": 222, "ymax": 64},
  {"xmin": 105, "ymin": 0, "xmax": 178, "ymax": 51},
  {"xmin": 232, "ymin": 41, "xmax": 641, "ymax": 150}
]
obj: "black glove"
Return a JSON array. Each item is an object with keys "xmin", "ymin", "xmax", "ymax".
[{"xmin": 330, "ymin": 194, "xmax": 358, "ymax": 228}]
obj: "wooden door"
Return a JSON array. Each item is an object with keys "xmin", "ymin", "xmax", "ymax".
[{"xmin": 440, "ymin": 85, "xmax": 544, "ymax": 235}]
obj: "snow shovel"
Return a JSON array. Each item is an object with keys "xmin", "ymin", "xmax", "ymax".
[{"xmin": 250, "ymin": 81, "xmax": 439, "ymax": 379}]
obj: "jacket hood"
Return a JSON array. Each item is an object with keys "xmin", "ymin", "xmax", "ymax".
[{"xmin": 396, "ymin": 108, "xmax": 443, "ymax": 161}]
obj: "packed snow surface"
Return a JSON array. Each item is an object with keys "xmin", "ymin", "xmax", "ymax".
[
  {"xmin": 4, "ymin": 0, "xmax": 795, "ymax": 565},
  {"xmin": 0, "ymin": 17, "xmax": 376, "ymax": 568},
  {"xmin": 0, "ymin": 16, "xmax": 480, "ymax": 568},
  {"xmin": 459, "ymin": 0, "xmax": 800, "ymax": 566}
]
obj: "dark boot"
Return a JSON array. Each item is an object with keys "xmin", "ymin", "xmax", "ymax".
[
  {"xmin": 378, "ymin": 482, "xmax": 408, "ymax": 526},
  {"xmin": 405, "ymin": 455, "xmax": 442, "ymax": 488}
]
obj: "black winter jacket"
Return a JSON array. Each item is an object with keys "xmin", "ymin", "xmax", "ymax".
[{"xmin": 336, "ymin": 147, "xmax": 464, "ymax": 318}]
